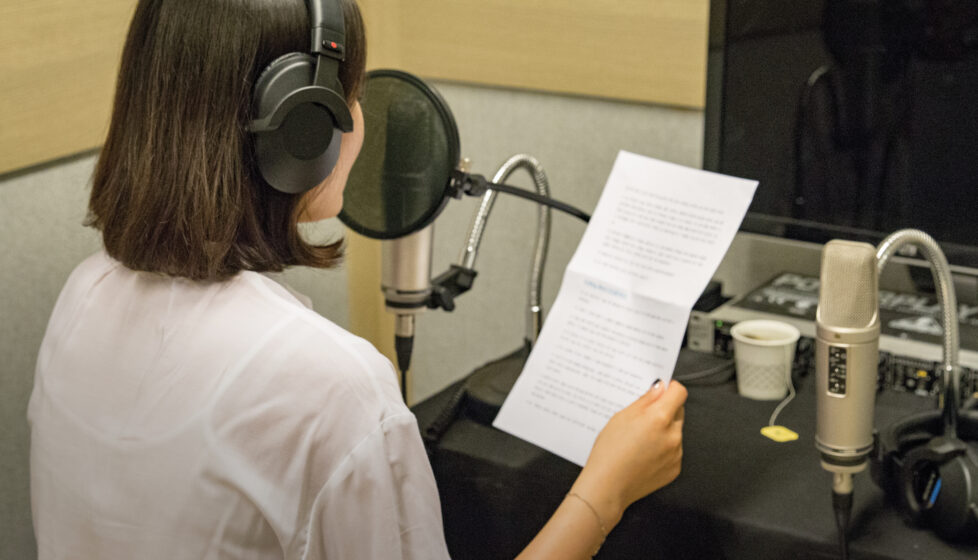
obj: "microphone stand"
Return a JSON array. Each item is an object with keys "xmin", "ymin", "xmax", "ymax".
[
  {"xmin": 388, "ymin": 162, "xmax": 591, "ymax": 404},
  {"xmin": 421, "ymin": 155, "xmax": 585, "ymax": 450},
  {"xmin": 458, "ymin": 154, "xmax": 554, "ymax": 344},
  {"xmin": 423, "ymin": 167, "xmax": 591, "ymax": 313},
  {"xmin": 876, "ymin": 230, "xmax": 961, "ymax": 434},
  {"xmin": 421, "ymin": 166, "xmax": 590, "ymax": 316}
]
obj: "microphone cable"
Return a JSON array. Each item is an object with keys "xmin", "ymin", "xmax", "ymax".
[
  {"xmin": 395, "ymin": 334, "xmax": 413, "ymax": 402},
  {"xmin": 673, "ymin": 358, "xmax": 735, "ymax": 386},
  {"xmin": 485, "ymin": 182, "xmax": 591, "ymax": 223},
  {"xmin": 452, "ymin": 170, "xmax": 592, "ymax": 224},
  {"xmin": 833, "ymin": 488, "xmax": 853, "ymax": 560},
  {"xmin": 768, "ymin": 369, "xmax": 797, "ymax": 429}
]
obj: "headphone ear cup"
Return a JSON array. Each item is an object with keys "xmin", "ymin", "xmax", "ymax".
[
  {"xmin": 252, "ymin": 53, "xmax": 343, "ymax": 194},
  {"xmin": 898, "ymin": 436, "xmax": 978, "ymax": 541},
  {"xmin": 254, "ymin": 105, "xmax": 342, "ymax": 195},
  {"xmin": 927, "ymin": 449, "xmax": 978, "ymax": 541},
  {"xmin": 877, "ymin": 410, "xmax": 978, "ymax": 541},
  {"xmin": 873, "ymin": 410, "xmax": 942, "ymax": 497},
  {"xmin": 943, "ymin": 411, "xmax": 978, "ymax": 541},
  {"xmin": 897, "ymin": 441, "xmax": 938, "ymax": 526}
]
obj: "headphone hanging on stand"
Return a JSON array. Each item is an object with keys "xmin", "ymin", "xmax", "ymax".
[
  {"xmin": 870, "ymin": 228, "xmax": 978, "ymax": 543},
  {"xmin": 250, "ymin": 0, "xmax": 354, "ymax": 194},
  {"xmin": 873, "ymin": 402, "xmax": 978, "ymax": 541}
]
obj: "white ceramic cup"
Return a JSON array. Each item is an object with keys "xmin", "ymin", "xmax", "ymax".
[{"xmin": 730, "ymin": 319, "xmax": 800, "ymax": 400}]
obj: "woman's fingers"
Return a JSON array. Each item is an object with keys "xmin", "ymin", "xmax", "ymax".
[
  {"xmin": 637, "ymin": 379, "xmax": 666, "ymax": 405},
  {"xmin": 655, "ymin": 381, "xmax": 688, "ymax": 416}
]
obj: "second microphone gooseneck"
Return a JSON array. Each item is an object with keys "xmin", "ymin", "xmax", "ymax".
[{"xmin": 876, "ymin": 229, "xmax": 961, "ymax": 435}]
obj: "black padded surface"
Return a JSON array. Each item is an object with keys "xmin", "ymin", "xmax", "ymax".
[{"xmin": 413, "ymin": 350, "xmax": 978, "ymax": 559}]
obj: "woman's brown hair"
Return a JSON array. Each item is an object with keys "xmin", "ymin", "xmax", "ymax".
[{"xmin": 88, "ymin": 0, "xmax": 366, "ymax": 281}]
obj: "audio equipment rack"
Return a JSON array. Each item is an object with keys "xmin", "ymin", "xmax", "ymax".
[{"xmin": 688, "ymin": 272, "xmax": 978, "ymax": 398}]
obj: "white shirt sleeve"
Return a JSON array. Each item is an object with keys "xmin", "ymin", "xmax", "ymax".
[
  {"xmin": 300, "ymin": 412, "xmax": 451, "ymax": 560},
  {"xmin": 205, "ymin": 312, "xmax": 452, "ymax": 560}
]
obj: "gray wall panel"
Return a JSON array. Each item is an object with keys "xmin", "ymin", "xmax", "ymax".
[{"xmin": 409, "ymin": 82, "xmax": 704, "ymax": 401}]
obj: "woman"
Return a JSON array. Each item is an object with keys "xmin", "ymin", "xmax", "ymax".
[{"xmin": 28, "ymin": 0, "xmax": 686, "ymax": 558}]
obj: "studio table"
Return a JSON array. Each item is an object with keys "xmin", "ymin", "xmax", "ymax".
[{"xmin": 412, "ymin": 350, "xmax": 978, "ymax": 559}]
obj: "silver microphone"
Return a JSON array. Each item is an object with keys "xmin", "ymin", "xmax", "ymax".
[
  {"xmin": 382, "ymin": 225, "xmax": 434, "ymax": 323},
  {"xmin": 378, "ymin": 96, "xmax": 436, "ymax": 400},
  {"xmin": 815, "ymin": 239, "xmax": 880, "ymax": 559},
  {"xmin": 815, "ymin": 240, "xmax": 880, "ymax": 487},
  {"xmin": 381, "ymin": 225, "xmax": 433, "ymax": 403}
]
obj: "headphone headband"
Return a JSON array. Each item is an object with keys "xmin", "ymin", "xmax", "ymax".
[{"xmin": 307, "ymin": 0, "xmax": 346, "ymax": 60}]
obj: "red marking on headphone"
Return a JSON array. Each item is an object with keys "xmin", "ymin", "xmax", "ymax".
[{"xmin": 330, "ymin": 42, "xmax": 338, "ymax": 49}]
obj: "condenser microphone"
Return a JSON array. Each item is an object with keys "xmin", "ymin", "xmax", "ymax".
[
  {"xmin": 380, "ymin": 96, "xmax": 434, "ymax": 314},
  {"xmin": 815, "ymin": 239, "xmax": 880, "ymax": 560},
  {"xmin": 382, "ymin": 226, "xmax": 433, "ymax": 361},
  {"xmin": 815, "ymin": 239, "xmax": 880, "ymax": 474},
  {"xmin": 378, "ymin": 96, "xmax": 437, "ymax": 400},
  {"xmin": 380, "ymin": 96, "xmax": 435, "ymax": 232}
]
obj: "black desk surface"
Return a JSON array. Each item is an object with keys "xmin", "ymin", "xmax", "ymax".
[{"xmin": 413, "ymin": 351, "xmax": 978, "ymax": 560}]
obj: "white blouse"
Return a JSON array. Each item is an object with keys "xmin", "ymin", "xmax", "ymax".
[{"xmin": 28, "ymin": 252, "xmax": 451, "ymax": 560}]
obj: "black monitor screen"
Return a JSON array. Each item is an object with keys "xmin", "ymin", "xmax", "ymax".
[{"xmin": 704, "ymin": 0, "xmax": 978, "ymax": 268}]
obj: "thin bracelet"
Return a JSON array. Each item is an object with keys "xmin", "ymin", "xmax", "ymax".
[{"xmin": 566, "ymin": 492, "xmax": 608, "ymax": 556}]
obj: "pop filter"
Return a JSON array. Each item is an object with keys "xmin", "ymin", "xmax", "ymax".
[
  {"xmin": 338, "ymin": 69, "xmax": 592, "ymax": 403},
  {"xmin": 339, "ymin": 70, "xmax": 460, "ymax": 239}
]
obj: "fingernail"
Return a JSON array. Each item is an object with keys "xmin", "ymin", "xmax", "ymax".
[{"xmin": 651, "ymin": 379, "xmax": 662, "ymax": 389}]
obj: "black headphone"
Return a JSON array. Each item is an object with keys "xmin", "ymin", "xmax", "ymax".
[
  {"xmin": 250, "ymin": 0, "xmax": 353, "ymax": 194},
  {"xmin": 872, "ymin": 406, "xmax": 978, "ymax": 542}
]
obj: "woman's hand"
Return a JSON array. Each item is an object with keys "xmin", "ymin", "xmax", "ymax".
[
  {"xmin": 570, "ymin": 380, "xmax": 688, "ymax": 527},
  {"xmin": 515, "ymin": 381, "xmax": 687, "ymax": 560}
]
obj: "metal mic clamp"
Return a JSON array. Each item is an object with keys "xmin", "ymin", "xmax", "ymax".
[{"xmin": 428, "ymin": 265, "xmax": 478, "ymax": 312}]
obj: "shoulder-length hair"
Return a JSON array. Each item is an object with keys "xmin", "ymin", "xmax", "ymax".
[{"xmin": 88, "ymin": 0, "xmax": 366, "ymax": 281}]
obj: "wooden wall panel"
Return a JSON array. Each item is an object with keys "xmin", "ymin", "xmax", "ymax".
[
  {"xmin": 0, "ymin": 1, "xmax": 137, "ymax": 175},
  {"xmin": 1, "ymin": 1, "xmax": 708, "ymax": 174},
  {"xmin": 359, "ymin": 0, "xmax": 709, "ymax": 108}
]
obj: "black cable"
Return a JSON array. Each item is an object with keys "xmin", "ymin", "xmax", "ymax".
[
  {"xmin": 674, "ymin": 359, "xmax": 736, "ymax": 385},
  {"xmin": 833, "ymin": 490, "xmax": 853, "ymax": 560},
  {"xmin": 395, "ymin": 335, "xmax": 413, "ymax": 402},
  {"xmin": 793, "ymin": 64, "xmax": 832, "ymax": 220},
  {"xmin": 422, "ymin": 384, "xmax": 468, "ymax": 456},
  {"xmin": 487, "ymin": 182, "xmax": 591, "ymax": 223}
]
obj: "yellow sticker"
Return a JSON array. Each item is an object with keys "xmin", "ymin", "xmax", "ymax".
[{"xmin": 760, "ymin": 425, "xmax": 799, "ymax": 443}]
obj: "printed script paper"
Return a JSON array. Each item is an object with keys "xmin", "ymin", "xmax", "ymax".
[{"xmin": 493, "ymin": 151, "xmax": 758, "ymax": 466}]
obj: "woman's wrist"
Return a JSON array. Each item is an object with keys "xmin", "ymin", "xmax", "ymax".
[
  {"xmin": 568, "ymin": 471, "xmax": 626, "ymax": 533},
  {"xmin": 516, "ymin": 475, "xmax": 626, "ymax": 560}
]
